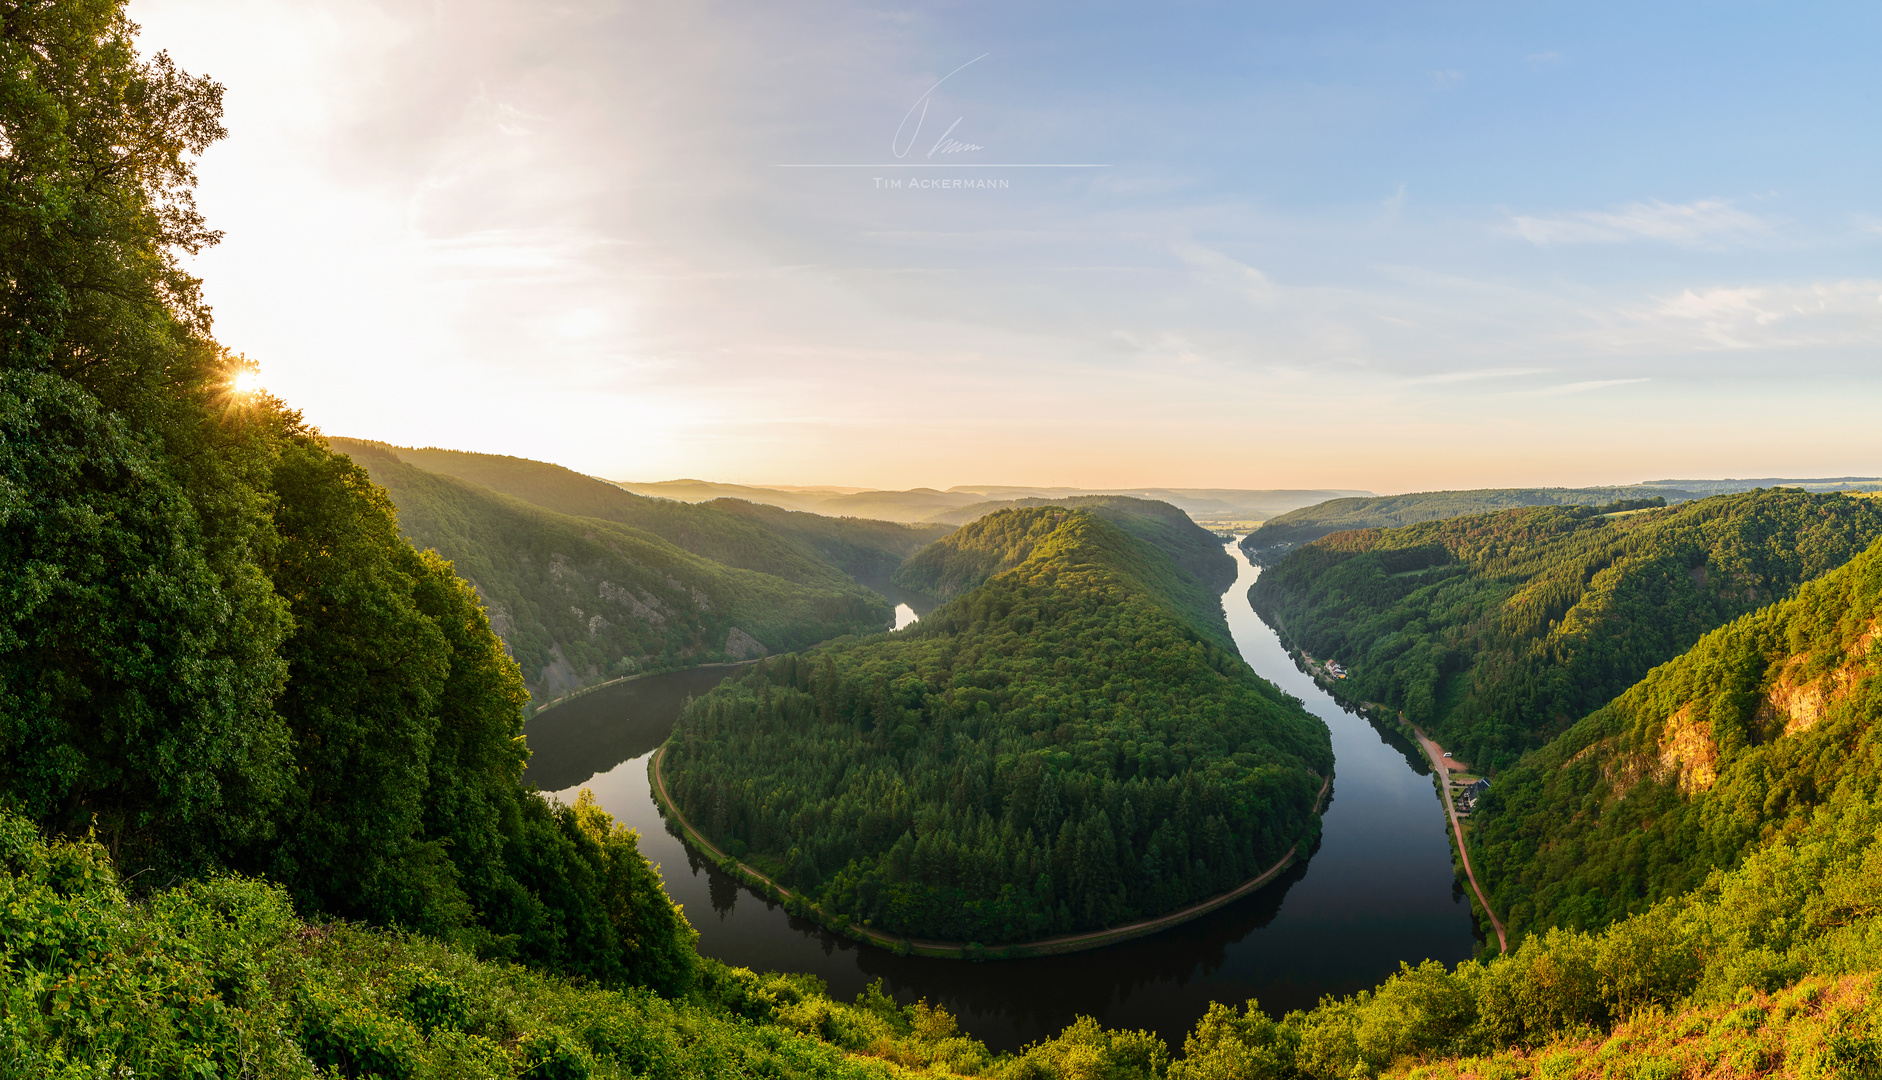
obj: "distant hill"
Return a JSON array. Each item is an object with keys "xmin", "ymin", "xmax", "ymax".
[
  {"xmin": 893, "ymin": 495, "xmax": 1236, "ymax": 643},
  {"xmin": 945, "ymin": 486, "xmax": 1370, "ymax": 526},
  {"xmin": 332, "ymin": 441, "xmax": 895, "ymax": 703},
  {"xmin": 1640, "ymin": 476, "xmax": 1882, "ymax": 496},
  {"xmin": 364, "ymin": 443, "xmax": 950, "ymax": 587},
  {"xmin": 614, "ymin": 479, "xmax": 988, "ymax": 520},
  {"xmin": 614, "ymin": 478, "xmax": 865, "ymax": 513},
  {"xmin": 615, "ymin": 478, "xmax": 1369, "ymax": 525},
  {"xmin": 1249, "ymin": 489, "xmax": 1882, "ymax": 770},
  {"xmin": 1240, "ymin": 485, "xmax": 1695, "ymax": 566}
]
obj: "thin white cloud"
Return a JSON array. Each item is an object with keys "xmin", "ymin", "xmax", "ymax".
[
  {"xmin": 1429, "ymin": 69, "xmax": 1465, "ymax": 90},
  {"xmin": 1509, "ymin": 199, "xmax": 1767, "ymax": 247},
  {"xmin": 1407, "ymin": 367, "xmax": 1550, "ymax": 385},
  {"xmin": 1533, "ymin": 377, "xmax": 1649, "ymax": 396},
  {"xmin": 1579, "ymin": 280, "xmax": 1882, "ymax": 353}
]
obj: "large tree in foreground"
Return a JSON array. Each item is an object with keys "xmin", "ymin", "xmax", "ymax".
[{"xmin": 0, "ymin": 0, "xmax": 697, "ymax": 991}]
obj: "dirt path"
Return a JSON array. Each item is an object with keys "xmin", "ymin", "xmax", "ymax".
[
  {"xmin": 1408, "ymin": 726, "xmax": 1507, "ymax": 952},
  {"xmin": 648, "ymin": 745, "xmax": 1332, "ymax": 958}
]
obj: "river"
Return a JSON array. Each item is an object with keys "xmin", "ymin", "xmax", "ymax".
[{"xmin": 523, "ymin": 539, "xmax": 1475, "ymax": 1051}]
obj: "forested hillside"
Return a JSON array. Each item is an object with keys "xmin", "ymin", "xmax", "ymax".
[
  {"xmin": 892, "ymin": 496, "xmax": 1235, "ymax": 633},
  {"xmin": 358, "ymin": 441, "xmax": 950, "ymax": 586},
  {"xmin": 12, "ymin": 8, "xmax": 1882, "ymax": 1076},
  {"xmin": 0, "ymin": 2, "xmax": 697, "ymax": 1002},
  {"xmin": 1471, "ymin": 526, "xmax": 1882, "ymax": 939},
  {"xmin": 1250, "ymin": 490, "xmax": 1882, "ymax": 769},
  {"xmin": 335, "ymin": 441, "xmax": 892, "ymax": 701},
  {"xmin": 1241, "ymin": 487, "xmax": 1686, "ymax": 566},
  {"xmin": 664, "ymin": 508, "xmax": 1332, "ymax": 944}
]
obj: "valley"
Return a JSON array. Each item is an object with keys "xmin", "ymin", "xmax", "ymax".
[
  {"xmin": 10, "ymin": 7, "xmax": 1882, "ymax": 1076},
  {"xmin": 524, "ymin": 537, "xmax": 1476, "ymax": 1051}
]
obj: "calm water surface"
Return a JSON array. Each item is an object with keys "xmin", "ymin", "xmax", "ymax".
[{"xmin": 526, "ymin": 540, "xmax": 1474, "ymax": 1051}]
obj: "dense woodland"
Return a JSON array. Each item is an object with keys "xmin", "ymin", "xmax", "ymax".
[
  {"xmin": 894, "ymin": 496, "xmax": 1237, "ymax": 617},
  {"xmin": 1241, "ymin": 486, "xmax": 1685, "ymax": 566},
  {"xmin": 1250, "ymin": 490, "xmax": 1882, "ymax": 769},
  {"xmin": 332, "ymin": 440, "xmax": 896, "ymax": 702},
  {"xmin": 374, "ymin": 442, "xmax": 952, "ymax": 588},
  {"xmin": 1471, "ymin": 526, "xmax": 1882, "ymax": 939},
  {"xmin": 665, "ymin": 507, "xmax": 1332, "ymax": 943},
  {"xmin": 8, "ymin": 4, "xmax": 1882, "ymax": 1076}
]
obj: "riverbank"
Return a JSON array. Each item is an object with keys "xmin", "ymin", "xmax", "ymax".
[
  {"xmin": 1270, "ymin": 640, "xmax": 1509, "ymax": 951},
  {"xmin": 647, "ymin": 743, "xmax": 1332, "ymax": 960},
  {"xmin": 529, "ymin": 658, "xmax": 759, "ymax": 716},
  {"xmin": 1406, "ymin": 725, "xmax": 1507, "ymax": 952}
]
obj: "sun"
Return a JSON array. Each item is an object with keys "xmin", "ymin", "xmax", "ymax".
[{"xmin": 232, "ymin": 370, "xmax": 263, "ymax": 395}]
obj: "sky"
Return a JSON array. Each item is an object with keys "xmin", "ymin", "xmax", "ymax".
[{"xmin": 130, "ymin": 0, "xmax": 1882, "ymax": 492}]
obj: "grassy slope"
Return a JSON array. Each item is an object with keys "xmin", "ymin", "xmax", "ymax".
[
  {"xmin": 335, "ymin": 440, "xmax": 890, "ymax": 701},
  {"xmin": 1471, "ymin": 532, "xmax": 1882, "ymax": 940},
  {"xmin": 344, "ymin": 441, "xmax": 948, "ymax": 590},
  {"xmin": 1249, "ymin": 490, "xmax": 1882, "ymax": 769},
  {"xmin": 1241, "ymin": 487, "xmax": 1693, "ymax": 566},
  {"xmin": 665, "ymin": 508, "xmax": 1331, "ymax": 943}
]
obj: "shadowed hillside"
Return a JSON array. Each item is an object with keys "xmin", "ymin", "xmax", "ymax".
[{"xmin": 335, "ymin": 441, "xmax": 893, "ymax": 702}]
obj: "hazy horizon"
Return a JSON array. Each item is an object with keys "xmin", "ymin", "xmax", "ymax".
[{"xmin": 133, "ymin": 0, "xmax": 1880, "ymax": 491}]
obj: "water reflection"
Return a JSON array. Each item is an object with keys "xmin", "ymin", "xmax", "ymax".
[{"xmin": 524, "ymin": 540, "xmax": 1474, "ymax": 1052}]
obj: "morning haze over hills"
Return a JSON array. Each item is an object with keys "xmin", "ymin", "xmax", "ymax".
[
  {"xmin": 8, "ymin": 2, "xmax": 1882, "ymax": 1078},
  {"xmin": 613, "ymin": 479, "xmax": 1374, "ymax": 530}
]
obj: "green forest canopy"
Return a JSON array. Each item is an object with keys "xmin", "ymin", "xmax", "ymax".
[
  {"xmin": 333, "ymin": 440, "xmax": 894, "ymax": 703},
  {"xmin": 1248, "ymin": 490, "xmax": 1882, "ymax": 770},
  {"xmin": 893, "ymin": 496, "xmax": 1237, "ymax": 625},
  {"xmin": 664, "ymin": 507, "xmax": 1332, "ymax": 944},
  {"xmin": 1240, "ymin": 487, "xmax": 1692, "ymax": 565},
  {"xmin": 1471, "ymin": 527, "xmax": 1882, "ymax": 941},
  {"xmin": 0, "ymin": 0, "xmax": 694, "ymax": 999}
]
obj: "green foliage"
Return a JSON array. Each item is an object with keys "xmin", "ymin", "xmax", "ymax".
[
  {"xmin": 667, "ymin": 508, "xmax": 1331, "ymax": 943},
  {"xmin": 0, "ymin": 0, "xmax": 227, "ymax": 411},
  {"xmin": 355, "ymin": 440, "xmax": 951, "ymax": 589},
  {"xmin": 1472, "ymin": 532, "xmax": 1882, "ymax": 940},
  {"xmin": 1168, "ymin": 1000, "xmax": 1297, "ymax": 1080},
  {"xmin": 0, "ymin": 2, "xmax": 297, "ymax": 881},
  {"xmin": 1241, "ymin": 487, "xmax": 1692, "ymax": 566},
  {"xmin": 1153, "ymin": 783, "xmax": 1882, "ymax": 1079},
  {"xmin": 895, "ymin": 496, "xmax": 1235, "ymax": 609},
  {"xmin": 1250, "ymin": 490, "xmax": 1882, "ymax": 768},
  {"xmin": 0, "ymin": 813, "xmax": 933, "ymax": 1077},
  {"xmin": 331, "ymin": 439, "xmax": 895, "ymax": 701},
  {"xmin": 1001, "ymin": 1016, "xmax": 1169, "ymax": 1080},
  {"xmin": 0, "ymin": 6, "xmax": 704, "ymax": 994},
  {"xmin": 0, "ymin": 370, "xmax": 292, "ymax": 874}
]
